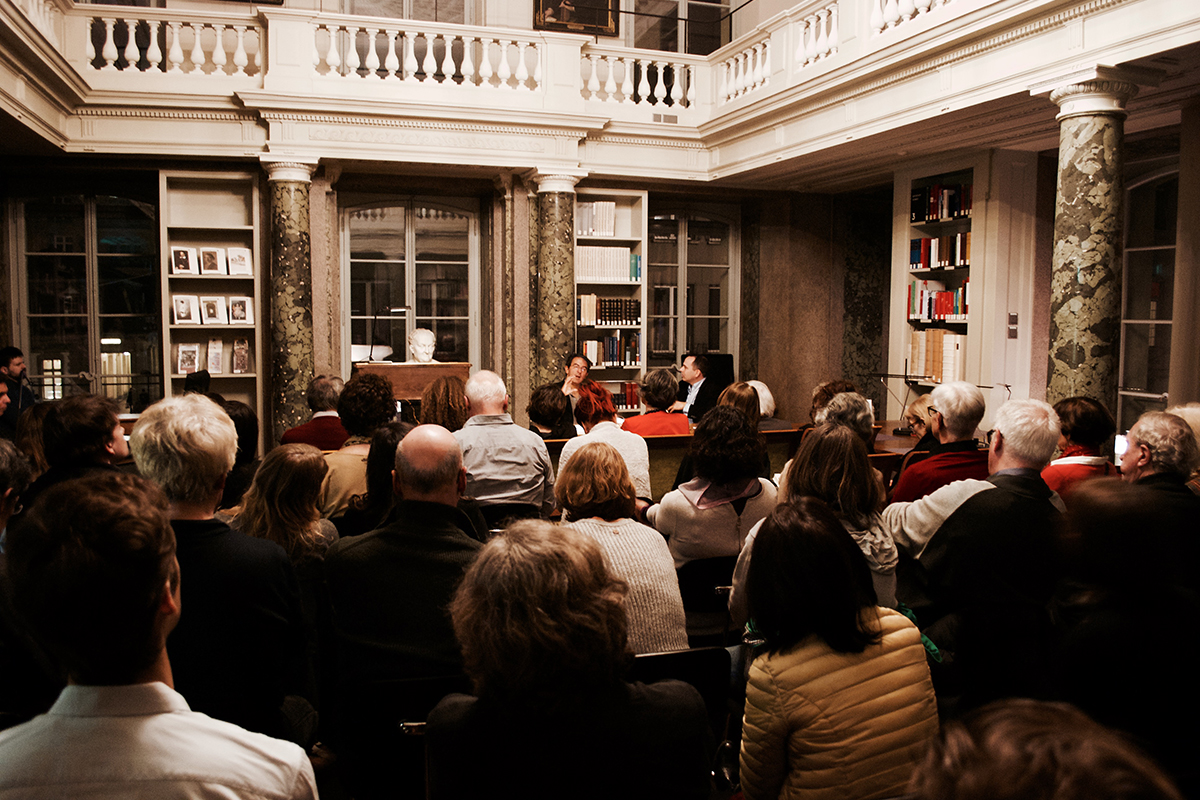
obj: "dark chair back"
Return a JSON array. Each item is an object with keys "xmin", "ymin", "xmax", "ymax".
[
  {"xmin": 630, "ymin": 646, "xmax": 732, "ymax": 739},
  {"xmin": 891, "ymin": 448, "xmax": 936, "ymax": 490},
  {"xmin": 868, "ymin": 451, "xmax": 903, "ymax": 486},
  {"xmin": 479, "ymin": 502, "xmax": 541, "ymax": 529},
  {"xmin": 676, "ymin": 556, "xmax": 738, "ymax": 614}
]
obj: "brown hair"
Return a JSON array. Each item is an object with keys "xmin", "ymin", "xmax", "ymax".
[
  {"xmin": 555, "ymin": 442, "xmax": 637, "ymax": 522},
  {"xmin": 14, "ymin": 400, "xmax": 54, "ymax": 479},
  {"xmin": 810, "ymin": 379, "xmax": 858, "ymax": 422},
  {"xmin": 421, "ymin": 375, "xmax": 469, "ymax": 432},
  {"xmin": 42, "ymin": 394, "xmax": 121, "ymax": 467},
  {"xmin": 1054, "ymin": 396, "xmax": 1116, "ymax": 450},
  {"xmin": 783, "ymin": 423, "xmax": 883, "ymax": 524},
  {"xmin": 338, "ymin": 373, "xmax": 397, "ymax": 436},
  {"xmin": 235, "ymin": 443, "xmax": 329, "ymax": 561},
  {"xmin": 910, "ymin": 699, "xmax": 1183, "ymax": 800},
  {"xmin": 450, "ymin": 519, "xmax": 629, "ymax": 707},
  {"xmin": 719, "ymin": 381, "xmax": 762, "ymax": 429}
]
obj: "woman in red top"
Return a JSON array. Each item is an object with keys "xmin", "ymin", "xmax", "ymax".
[
  {"xmin": 622, "ymin": 369, "xmax": 690, "ymax": 436},
  {"xmin": 1041, "ymin": 396, "xmax": 1118, "ymax": 500}
]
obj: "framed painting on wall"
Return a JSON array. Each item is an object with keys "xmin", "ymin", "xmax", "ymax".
[{"xmin": 533, "ymin": 0, "xmax": 619, "ymax": 36}]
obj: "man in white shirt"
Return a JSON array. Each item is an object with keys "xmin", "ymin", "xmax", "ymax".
[{"xmin": 0, "ymin": 471, "xmax": 317, "ymax": 799}]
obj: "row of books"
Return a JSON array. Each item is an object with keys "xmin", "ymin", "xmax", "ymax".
[
  {"xmin": 176, "ymin": 339, "xmax": 252, "ymax": 376},
  {"xmin": 99, "ymin": 353, "xmax": 132, "ymax": 401},
  {"xmin": 580, "ymin": 333, "xmax": 640, "ymax": 368},
  {"xmin": 577, "ymin": 246, "xmax": 642, "ymax": 282},
  {"xmin": 910, "ymin": 183, "xmax": 973, "ymax": 223},
  {"xmin": 170, "ymin": 246, "xmax": 253, "ymax": 276},
  {"xmin": 576, "ymin": 201, "xmax": 617, "ymax": 237},
  {"xmin": 172, "ymin": 294, "xmax": 254, "ymax": 326},
  {"xmin": 908, "ymin": 278, "xmax": 969, "ymax": 321},
  {"xmin": 910, "ymin": 232, "xmax": 971, "ymax": 269},
  {"xmin": 610, "ymin": 381, "xmax": 641, "ymax": 411},
  {"xmin": 577, "ymin": 295, "xmax": 641, "ymax": 327},
  {"xmin": 910, "ymin": 329, "xmax": 965, "ymax": 384}
]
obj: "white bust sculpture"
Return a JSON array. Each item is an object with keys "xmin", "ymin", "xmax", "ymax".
[{"xmin": 408, "ymin": 328, "xmax": 438, "ymax": 363}]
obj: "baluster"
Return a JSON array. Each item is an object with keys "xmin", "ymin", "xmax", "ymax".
[
  {"xmin": 402, "ymin": 30, "xmax": 417, "ymax": 81},
  {"xmin": 478, "ymin": 39, "xmax": 493, "ymax": 87},
  {"xmin": 229, "ymin": 25, "xmax": 246, "ymax": 74},
  {"xmin": 461, "ymin": 36, "xmax": 475, "ymax": 85},
  {"xmin": 815, "ymin": 10, "xmax": 828, "ymax": 58},
  {"xmin": 620, "ymin": 57, "xmax": 635, "ymax": 103},
  {"xmin": 899, "ymin": 0, "xmax": 916, "ymax": 21},
  {"xmin": 883, "ymin": 0, "xmax": 900, "ymax": 28},
  {"xmin": 752, "ymin": 44, "xmax": 764, "ymax": 88},
  {"xmin": 603, "ymin": 55, "xmax": 617, "ymax": 101},
  {"xmin": 637, "ymin": 58, "xmax": 651, "ymax": 104},
  {"xmin": 496, "ymin": 39, "xmax": 512, "ymax": 89},
  {"xmin": 804, "ymin": 16, "xmax": 817, "ymax": 63},
  {"xmin": 733, "ymin": 52, "xmax": 744, "ymax": 96},
  {"xmin": 795, "ymin": 17, "xmax": 806, "ymax": 66},
  {"xmin": 421, "ymin": 32, "xmax": 438, "ymax": 81},
  {"xmin": 364, "ymin": 27, "xmax": 381, "ymax": 78},
  {"xmin": 762, "ymin": 41, "xmax": 771, "ymax": 85},
  {"xmin": 123, "ymin": 19, "xmax": 139, "ymax": 71},
  {"xmin": 189, "ymin": 24, "xmax": 205, "ymax": 72},
  {"xmin": 828, "ymin": 5, "xmax": 839, "ymax": 54},
  {"xmin": 384, "ymin": 29, "xmax": 400, "ymax": 79},
  {"xmin": 100, "ymin": 18, "xmax": 118, "ymax": 70},
  {"xmin": 344, "ymin": 27, "xmax": 360, "ymax": 76},
  {"xmin": 586, "ymin": 53, "xmax": 600, "ymax": 99},
  {"xmin": 211, "ymin": 24, "xmax": 227, "ymax": 74},
  {"xmin": 915, "ymin": 0, "xmax": 931, "ymax": 12},
  {"xmin": 312, "ymin": 24, "xmax": 322, "ymax": 72},
  {"xmin": 652, "ymin": 60, "xmax": 667, "ymax": 105},
  {"xmin": 718, "ymin": 60, "xmax": 729, "ymax": 103},
  {"xmin": 167, "ymin": 21, "xmax": 183, "ymax": 72},
  {"xmin": 515, "ymin": 41, "xmax": 530, "ymax": 89},
  {"xmin": 86, "ymin": 17, "xmax": 95, "ymax": 66},
  {"xmin": 870, "ymin": 0, "xmax": 885, "ymax": 33},
  {"xmin": 322, "ymin": 26, "xmax": 339, "ymax": 74},
  {"xmin": 669, "ymin": 60, "xmax": 683, "ymax": 106},
  {"xmin": 532, "ymin": 43, "xmax": 543, "ymax": 89},
  {"xmin": 685, "ymin": 65, "xmax": 695, "ymax": 107},
  {"xmin": 442, "ymin": 34, "xmax": 457, "ymax": 83},
  {"xmin": 146, "ymin": 20, "xmax": 162, "ymax": 71}
]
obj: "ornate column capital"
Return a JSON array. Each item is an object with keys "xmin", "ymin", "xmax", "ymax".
[
  {"xmin": 522, "ymin": 169, "xmax": 587, "ymax": 194},
  {"xmin": 1030, "ymin": 65, "xmax": 1163, "ymax": 121},
  {"xmin": 260, "ymin": 157, "xmax": 319, "ymax": 183}
]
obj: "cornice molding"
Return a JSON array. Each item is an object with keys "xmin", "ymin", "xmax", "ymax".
[
  {"xmin": 75, "ymin": 108, "xmax": 258, "ymax": 121},
  {"xmin": 587, "ymin": 134, "xmax": 705, "ymax": 150},
  {"xmin": 255, "ymin": 111, "xmax": 590, "ymax": 140}
]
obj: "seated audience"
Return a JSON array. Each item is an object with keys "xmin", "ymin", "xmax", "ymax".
[
  {"xmin": 622, "ymin": 369, "xmax": 690, "ymax": 436},
  {"xmin": 908, "ymin": 699, "xmax": 1184, "ymax": 800},
  {"xmin": 648, "ymin": 406, "xmax": 776, "ymax": 569},
  {"xmin": 13, "ymin": 401, "xmax": 52, "ymax": 482},
  {"xmin": 558, "ymin": 381, "xmax": 651, "ymax": 500},
  {"xmin": 731, "ymin": 423, "xmax": 898, "ymax": 627},
  {"xmin": 281, "ymin": 375, "xmax": 350, "ymax": 450},
  {"xmin": 891, "ymin": 380, "xmax": 988, "ymax": 502},
  {"xmin": 787, "ymin": 379, "xmax": 858, "ymax": 457},
  {"xmin": 1040, "ymin": 396, "xmax": 1117, "ymax": 500},
  {"xmin": 526, "ymin": 382, "xmax": 575, "ymax": 440},
  {"xmin": 19, "ymin": 394, "xmax": 129, "ymax": 511},
  {"xmin": 815, "ymin": 390, "xmax": 877, "ymax": 451},
  {"xmin": 740, "ymin": 499, "xmax": 938, "ymax": 800},
  {"xmin": 1166, "ymin": 402, "xmax": 1200, "ymax": 493},
  {"xmin": 557, "ymin": 442, "xmax": 688, "ymax": 654},
  {"xmin": 454, "ymin": 370, "xmax": 554, "ymax": 518},
  {"xmin": 337, "ymin": 421, "xmax": 413, "ymax": 537},
  {"xmin": 322, "ymin": 372, "xmax": 397, "ymax": 518},
  {"xmin": 905, "ymin": 393, "xmax": 937, "ymax": 452},
  {"xmin": 0, "ymin": 472, "xmax": 316, "ymax": 798},
  {"xmin": 218, "ymin": 399, "xmax": 260, "ymax": 510},
  {"xmin": 421, "ymin": 375, "xmax": 470, "ymax": 433},
  {"xmin": 675, "ymin": 383, "xmax": 773, "ymax": 488},
  {"xmin": 131, "ymin": 394, "xmax": 308, "ymax": 741},
  {"xmin": 882, "ymin": 399, "xmax": 1064, "ymax": 712},
  {"xmin": 426, "ymin": 519, "xmax": 712, "ymax": 800}
]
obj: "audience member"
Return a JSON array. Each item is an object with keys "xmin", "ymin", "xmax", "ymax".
[
  {"xmin": 648, "ymin": 406, "xmax": 776, "ymax": 569},
  {"xmin": 13, "ymin": 401, "xmax": 52, "ymax": 481},
  {"xmin": 891, "ymin": 381, "xmax": 988, "ymax": 502},
  {"xmin": 337, "ymin": 421, "xmax": 413, "ymax": 537},
  {"xmin": 281, "ymin": 375, "xmax": 350, "ymax": 450},
  {"xmin": 905, "ymin": 393, "xmax": 937, "ymax": 452},
  {"xmin": 526, "ymin": 382, "xmax": 575, "ymax": 439},
  {"xmin": 1040, "ymin": 396, "xmax": 1117, "ymax": 500},
  {"xmin": 882, "ymin": 399, "xmax": 1065, "ymax": 712},
  {"xmin": 131, "ymin": 394, "xmax": 308, "ymax": 741},
  {"xmin": 815, "ymin": 390, "xmax": 877, "ymax": 451},
  {"xmin": 558, "ymin": 381, "xmax": 651, "ymax": 499},
  {"xmin": 20, "ymin": 394, "xmax": 128, "ymax": 511},
  {"xmin": 421, "ymin": 375, "xmax": 470, "ymax": 433},
  {"xmin": 426, "ymin": 519, "xmax": 712, "ymax": 800},
  {"xmin": 0, "ymin": 442, "xmax": 31, "ymax": 552},
  {"xmin": 623, "ymin": 368, "xmax": 690, "ymax": 436},
  {"xmin": 731, "ymin": 424, "xmax": 897, "ymax": 627},
  {"xmin": 675, "ymin": 384, "xmax": 773, "ymax": 488},
  {"xmin": 218, "ymin": 399, "xmax": 260, "ymax": 510},
  {"xmin": 0, "ymin": 347, "xmax": 36, "ymax": 441},
  {"xmin": 908, "ymin": 699, "xmax": 1184, "ymax": 800},
  {"xmin": 1166, "ymin": 402, "xmax": 1200, "ymax": 493},
  {"xmin": 557, "ymin": 442, "xmax": 688, "ymax": 654},
  {"xmin": 669, "ymin": 353, "xmax": 721, "ymax": 422},
  {"xmin": 454, "ymin": 370, "xmax": 554, "ymax": 517},
  {"xmin": 747, "ymin": 379, "xmax": 792, "ymax": 431},
  {"xmin": 232, "ymin": 443, "xmax": 338, "ymax": 563},
  {"xmin": 322, "ymin": 372, "xmax": 396, "ymax": 518},
  {"xmin": 787, "ymin": 378, "xmax": 858, "ymax": 457},
  {"xmin": 740, "ymin": 499, "xmax": 938, "ymax": 800},
  {"xmin": 0, "ymin": 472, "xmax": 316, "ymax": 798}
]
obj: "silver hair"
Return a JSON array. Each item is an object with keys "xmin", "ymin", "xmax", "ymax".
[
  {"xmin": 306, "ymin": 375, "xmax": 344, "ymax": 412},
  {"xmin": 815, "ymin": 392, "xmax": 874, "ymax": 447},
  {"xmin": 1131, "ymin": 411, "xmax": 1200, "ymax": 477},
  {"xmin": 746, "ymin": 380, "xmax": 776, "ymax": 418},
  {"xmin": 930, "ymin": 381, "xmax": 986, "ymax": 440},
  {"xmin": 464, "ymin": 370, "xmax": 507, "ymax": 408},
  {"xmin": 131, "ymin": 394, "xmax": 238, "ymax": 504},
  {"xmin": 992, "ymin": 399, "xmax": 1060, "ymax": 468}
]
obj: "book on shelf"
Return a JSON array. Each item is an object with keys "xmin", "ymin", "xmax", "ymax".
[
  {"xmin": 910, "ymin": 183, "xmax": 973, "ymax": 223},
  {"xmin": 576, "ymin": 200, "xmax": 617, "ymax": 237},
  {"xmin": 226, "ymin": 247, "xmax": 253, "ymax": 276},
  {"xmin": 909, "ymin": 232, "xmax": 971, "ymax": 269},
  {"xmin": 908, "ymin": 278, "xmax": 969, "ymax": 321},
  {"xmin": 172, "ymin": 294, "xmax": 200, "ymax": 325},
  {"xmin": 231, "ymin": 339, "xmax": 250, "ymax": 374},
  {"xmin": 576, "ymin": 295, "xmax": 642, "ymax": 327},
  {"xmin": 577, "ymin": 245, "xmax": 636, "ymax": 281},
  {"xmin": 177, "ymin": 343, "xmax": 199, "ymax": 375},
  {"xmin": 580, "ymin": 332, "xmax": 641, "ymax": 368},
  {"xmin": 910, "ymin": 329, "xmax": 965, "ymax": 384},
  {"xmin": 171, "ymin": 247, "xmax": 198, "ymax": 275},
  {"xmin": 199, "ymin": 247, "xmax": 227, "ymax": 275},
  {"xmin": 207, "ymin": 338, "xmax": 224, "ymax": 373}
]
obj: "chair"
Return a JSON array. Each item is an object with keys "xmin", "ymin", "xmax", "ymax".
[
  {"xmin": 891, "ymin": 448, "xmax": 936, "ymax": 490},
  {"xmin": 675, "ymin": 556, "xmax": 739, "ymax": 647},
  {"xmin": 629, "ymin": 646, "xmax": 732, "ymax": 740},
  {"xmin": 868, "ymin": 451, "xmax": 903, "ymax": 486},
  {"xmin": 478, "ymin": 502, "xmax": 541, "ymax": 529}
]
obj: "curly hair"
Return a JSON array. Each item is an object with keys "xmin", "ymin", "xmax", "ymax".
[
  {"xmin": 338, "ymin": 373, "xmax": 397, "ymax": 436},
  {"xmin": 450, "ymin": 519, "xmax": 629, "ymax": 707},
  {"xmin": 573, "ymin": 380, "xmax": 618, "ymax": 428},
  {"xmin": 783, "ymin": 423, "xmax": 883, "ymax": 524},
  {"xmin": 421, "ymin": 375, "xmax": 469, "ymax": 432},
  {"xmin": 1130, "ymin": 411, "xmax": 1199, "ymax": 477},
  {"xmin": 555, "ymin": 442, "xmax": 637, "ymax": 522},
  {"xmin": 691, "ymin": 405, "xmax": 765, "ymax": 485},
  {"xmin": 235, "ymin": 444, "xmax": 329, "ymax": 562},
  {"xmin": 719, "ymin": 382, "xmax": 762, "ymax": 429}
]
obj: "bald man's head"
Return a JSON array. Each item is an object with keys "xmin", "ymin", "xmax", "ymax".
[{"xmin": 394, "ymin": 424, "xmax": 464, "ymax": 502}]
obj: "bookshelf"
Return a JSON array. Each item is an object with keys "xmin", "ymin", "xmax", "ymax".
[
  {"xmin": 574, "ymin": 188, "xmax": 648, "ymax": 413},
  {"xmin": 158, "ymin": 170, "xmax": 264, "ymax": 452}
]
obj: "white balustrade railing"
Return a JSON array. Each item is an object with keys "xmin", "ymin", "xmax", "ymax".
[
  {"xmin": 718, "ymin": 38, "xmax": 770, "ymax": 104},
  {"xmin": 796, "ymin": 3, "xmax": 839, "ymax": 67},
  {"xmin": 312, "ymin": 20, "xmax": 543, "ymax": 89},
  {"xmin": 15, "ymin": 0, "xmax": 67, "ymax": 49},
  {"xmin": 870, "ymin": 0, "xmax": 955, "ymax": 35},
  {"xmin": 579, "ymin": 46, "xmax": 701, "ymax": 109},
  {"xmin": 77, "ymin": 9, "xmax": 262, "ymax": 75}
]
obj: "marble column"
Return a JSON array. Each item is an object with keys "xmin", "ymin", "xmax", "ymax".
[
  {"xmin": 1045, "ymin": 79, "xmax": 1137, "ymax": 408},
  {"xmin": 529, "ymin": 173, "xmax": 580, "ymax": 390},
  {"xmin": 263, "ymin": 159, "xmax": 318, "ymax": 445}
]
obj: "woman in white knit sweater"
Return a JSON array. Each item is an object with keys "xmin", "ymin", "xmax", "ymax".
[{"xmin": 557, "ymin": 442, "xmax": 688, "ymax": 654}]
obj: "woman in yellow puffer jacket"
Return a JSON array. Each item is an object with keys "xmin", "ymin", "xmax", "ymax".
[{"xmin": 740, "ymin": 499, "xmax": 940, "ymax": 800}]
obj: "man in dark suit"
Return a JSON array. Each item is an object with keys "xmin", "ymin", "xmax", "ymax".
[
  {"xmin": 280, "ymin": 375, "xmax": 350, "ymax": 450},
  {"xmin": 668, "ymin": 353, "xmax": 721, "ymax": 423}
]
